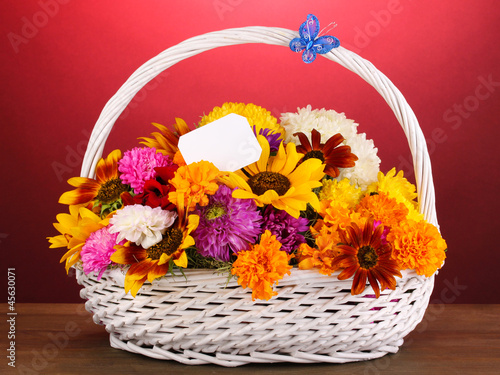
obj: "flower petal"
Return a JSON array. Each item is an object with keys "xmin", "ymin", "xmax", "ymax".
[
  {"xmin": 110, "ymin": 245, "xmax": 146, "ymax": 264},
  {"xmin": 173, "ymin": 251, "xmax": 188, "ymax": 268},
  {"xmin": 352, "ymin": 269, "xmax": 368, "ymax": 295},
  {"xmin": 311, "ymin": 129, "xmax": 322, "ymax": 149},
  {"xmin": 293, "ymin": 132, "xmax": 312, "ymax": 152},
  {"xmin": 256, "ymin": 135, "xmax": 270, "ymax": 172},
  {"xmin": 280, "ymin": 142, "xmax": 303, "ymax": 176}
]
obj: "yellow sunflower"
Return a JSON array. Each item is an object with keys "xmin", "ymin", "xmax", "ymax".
[
  {"xmin": 47, "ymin": 205, "xmax": 109, "ymax": 272},
  {"xmin": 59, "ymin": 149, "xmax": 127, "ymax": 206},
  {"xmin": 110, "ymin": 204, "xmax": 199, "ymax": 297},
  {"xmin": 139, "ymin": 118, "xmax": 191, "ymax": 158},
  {"xmin": 199, "ymin": 102, "xmax": 285, "ymax": 138},
  {"xmin": 224, "ymin": 135, "xmax": 324, "ymax": 218}
]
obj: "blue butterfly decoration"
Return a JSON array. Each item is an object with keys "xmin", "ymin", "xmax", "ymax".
[{"xmin": 290, "ymin": 14, "xmax": 340, "ymax": 64}]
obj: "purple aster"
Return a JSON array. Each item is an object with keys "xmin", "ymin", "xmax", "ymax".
[
  {"xmin": 261, "ymin": 206, "xmax": 309, "ymax": 254},
  {"xmin": 118, "ymin": 147, "xmax": 174, "ymax": 194},
  {"xmin": 252, "ymin": 126, "xmax": 283, "ymax": 152},
  {"xmin": 80, "ymin": 226, "xmax": 125, "ymax": 279},
  {"xmin": 193, "ymin": 185, "xmax": 262, "ymax": 262}
]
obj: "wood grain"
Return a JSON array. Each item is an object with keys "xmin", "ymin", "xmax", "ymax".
[{"xmin": 1, "ymin": 304, "xmax": 499, "ymax": 374}]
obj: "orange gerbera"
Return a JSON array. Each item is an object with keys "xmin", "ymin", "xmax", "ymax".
[
  {"xmin": 59, "ymin": 149, "xmax": 127, "ymax": 206},
  {"xmin": 47, "ymin": 205, "xmax": 109, "ymax": 272},
  {"xmin": 294, "ymin": 129, "xmax": 358, "ymax": 178},
  {"xmin": 388, "ymin": 219, "xmax": 446, "ymax": 277},
  {"xmin": 231, "ymin": 230, "xmax": 293, "ymax": 301},
  {"xmin": 356, "ymin": 192, "xmax": 409, "ymax": 229},
  {"xmin": 331, "ymin": 217, "xmax": 402, "ymax": 298},
  {"xmin": 139, "ymin": 118, "xmax": 191, "ymax": 158},
  {"xmin": 168, "ymin": 160, "xmax": 223, "ymax": 211},
  {"xmin": 110, "ymin": 204, "xmax": 199, "ymax": 297}
]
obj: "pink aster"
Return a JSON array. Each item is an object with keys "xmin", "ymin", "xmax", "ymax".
[
  {"xmin": 80, "ymin": 226, "xmax": 125, "ymax": 279},
  {"xmin": 118, "ymin": 147, "xmax": 174, "ymax": 194}
]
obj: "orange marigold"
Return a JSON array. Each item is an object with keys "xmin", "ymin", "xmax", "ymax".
[
  {"xmin": 318, "ymin": 199, "xmax": 360, "ymax": 232},
  {"xmin": 388, "ymin": 219, "xmax": 446, "ymax": 277},
  {"xmin": 231, "ymin": 230, "xmax": 292, "ymax": 301},
  {"xmin": 298, "ymin": 226, "xmax": 341, "ymax": 276},
  {"xmin": 356, "ymin": 192, "xmax": 409, "ymax": 228},
  {"xmin": 168, "ymin": 160, "xmax": 223, "ymax": 211},
  {"xmin": 173, "ymin": 150, "xmax": 186, "ymax": 167}
]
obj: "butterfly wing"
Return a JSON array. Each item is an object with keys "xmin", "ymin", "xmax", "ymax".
[
  {"xmin": 299, "ymin": 14, "xmax": 320, "ymax": 43},
  {"xmin": 302, "ymin": 48, "xmax": 317, "ymax": 64},
  {"xmin": 289, "ymin": 37, "xmax": 307, "ymax": 52},
  {"xmin": 313, "ymin": 35, "xmax": 340, "ymax": 55}
]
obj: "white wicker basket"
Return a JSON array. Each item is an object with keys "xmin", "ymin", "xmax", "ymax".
[{"xmin": 77, "ymin": 26, "xmax": 438, "ymax": 366}]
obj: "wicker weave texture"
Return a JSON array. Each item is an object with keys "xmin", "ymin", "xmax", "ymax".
[
  {"xmin": 77, "ymin": 26, "xmax": 438, "ymax": 366},
  {"xmin": 78, "ymin": 268, "xmax": 433, "ymax": 366}
]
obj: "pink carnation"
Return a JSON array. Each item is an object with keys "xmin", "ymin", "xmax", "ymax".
[
  {"xmin": 118, "ymin": 147, "xmax": 173, "ymax": 194},
  {"xmin": 80, "ymin": 226, "xmax": 125, "ymax": 279}
]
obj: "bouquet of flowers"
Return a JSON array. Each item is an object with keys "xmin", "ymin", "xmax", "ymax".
[{"xmin": 48, "ymin": 102, "xmax": 447, "ymax": 301}]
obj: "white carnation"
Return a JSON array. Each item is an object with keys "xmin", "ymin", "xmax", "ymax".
[{"xmin": 109, "ymin": 205, "xmax": 177, "ymax": 249}]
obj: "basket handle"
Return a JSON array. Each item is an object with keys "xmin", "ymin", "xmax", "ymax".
[{"xmin": 81, "ymin": 26, "xmax": 438, "ymax": 227}]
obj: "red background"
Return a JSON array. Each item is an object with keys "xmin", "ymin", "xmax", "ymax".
[{"xmin": 2, "ymin": 0, "xmax": 499, "ymax": 303}]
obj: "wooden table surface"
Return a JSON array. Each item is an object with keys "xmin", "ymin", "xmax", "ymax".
[{"xmin": 1, "ymin": 304, "xmax": 499, "ymax": 374}]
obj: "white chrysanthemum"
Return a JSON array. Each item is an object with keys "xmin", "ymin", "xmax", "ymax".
[
  {"xmin": 337, "ymin": 133, "xmax": 381, "ymax": 189},
  {"xmin": 109, "ymin": 205, "xmax": 177, "ymax": 249},
  {"xmin": 280, "ymin": 105, "xmax": 359, "ymax": 144}
]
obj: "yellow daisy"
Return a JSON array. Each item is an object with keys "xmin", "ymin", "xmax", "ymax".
[
  {"xmin": 224, "ymin": 135, "xmax": 324, "ymax": 218},
  {"xmin": 319, "ymin": 178, "xmax": 363, "ymax": 209}
]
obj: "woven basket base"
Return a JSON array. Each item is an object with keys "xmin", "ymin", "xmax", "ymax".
[
  {"xmin": 78, "ymin": 268, "xmax": 433, "ymax": 366},
  {"xmin": 108, "ymin": 333, "xmax": 401, "ymax": 366}
]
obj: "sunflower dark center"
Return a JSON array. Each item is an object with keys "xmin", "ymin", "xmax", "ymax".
[
  {"xmin": 247, "ymin": 171, "xmax": 291, "ymax": 196},
  {"xmin": 96, "ymin": 178, "xmax": 128, "ymax": 204},
  {"xmin": 205, "ymin": 203, "xmax": 226, "ymax": 220},
  {"xmin": 302, "ymin": 150, "xmax": 325, "ymax": 162},
  {"xmin": 146, "ymin": 228, "xmax": 183, "ymax": 260},
  {"xmin": 357, "ymin": 245, "xmax": 379, "ymax": 269}
]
